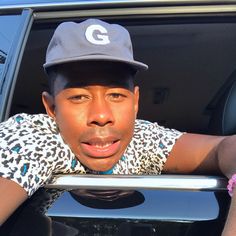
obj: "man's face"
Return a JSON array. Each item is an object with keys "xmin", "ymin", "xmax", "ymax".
[{"xmin": 42, "ymin": 62, "xmax": 139, "ymax": 172}]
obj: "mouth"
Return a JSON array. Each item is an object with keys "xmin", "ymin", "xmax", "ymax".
[{"xmin": 81, "ymin": 138, "xmax": 121, "ymax": 158}]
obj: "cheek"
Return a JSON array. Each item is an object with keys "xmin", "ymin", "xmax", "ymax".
[
  {"xmin": 113, "ymin": 100, "xmax": 137, "ymax": 122},
  {"xmin": 54, "ymin": 103, "xmax": 87, "ymax": 139},
  {"xmin": 111, "ymin": 102, "xmax": 136, "ymax": 137}
]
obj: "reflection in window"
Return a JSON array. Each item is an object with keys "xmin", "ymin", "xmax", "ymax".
[
  {"xmin": 0, "ymin": 49, "xmax": 7, "ymax": 64},
  {"xmin": 0, "ymin": 15, "xmax": 21, "ymax": 80}
]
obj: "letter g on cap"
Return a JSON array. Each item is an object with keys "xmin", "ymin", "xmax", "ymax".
[{"xmin": 85, "ymin": 24, "xmax": 110, "ymax": 45}]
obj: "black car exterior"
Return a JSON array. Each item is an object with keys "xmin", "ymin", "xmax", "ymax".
[{"xmin": 0, "ymin": 0, "xmax": 235, "ymax": 235}]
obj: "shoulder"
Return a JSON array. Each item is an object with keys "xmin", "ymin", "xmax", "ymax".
[
  {"xmin": 119, "ymin": 119, "xmax": 184, "ymax": 174},
  {"xmin": 134, "ymin": 119, "xmax": 183, "ymax": 139},
  {"xmin": 0, "ymin": 113, "xmax": 58, "ymax": 150},
  {"xmin": 132, "ymin": 119, "xmax": 184, "ymax": 159},
  {"xmin": 0, "ymin": 113, "xmax": 56, "ymax": 132}
]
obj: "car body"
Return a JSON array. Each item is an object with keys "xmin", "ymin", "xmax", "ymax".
[{"xmin": 0, "ymin": 0, "xmax": 234, "ymax": 235}]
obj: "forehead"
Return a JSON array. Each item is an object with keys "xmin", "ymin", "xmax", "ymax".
[{"xmin": 53, "ymin": 61, "xmax": 135, "ymax": 91}]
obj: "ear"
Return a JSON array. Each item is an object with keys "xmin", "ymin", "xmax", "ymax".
[
  {"xmin": 42, "ymin": 91, "xmax": 55, "ymax": 119},
  {"xmin": 134, "ymin": 86, "xmax": 139, "ymax": 117}
]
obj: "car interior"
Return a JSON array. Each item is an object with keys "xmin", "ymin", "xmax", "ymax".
[{"xmin": 9, "ymin": 16, "xmax": 236, "ymax": 136}]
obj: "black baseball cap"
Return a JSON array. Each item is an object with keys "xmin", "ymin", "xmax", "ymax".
[{"xmin": 43, "ymin": 19, "xmax": 148, "ymax": 72}]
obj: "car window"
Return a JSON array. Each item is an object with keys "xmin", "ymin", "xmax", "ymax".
[
  {"xmin": 11, "ymin": 17, "xmax": 236, "ymax": 133},
  {"xmin": 0, "ymin": 15, "xmax": 22, "ymax": 81}
]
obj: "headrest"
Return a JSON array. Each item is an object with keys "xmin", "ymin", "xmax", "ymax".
[{"xmin": 208, "ymin": 81, "xmax": 236, "ymax": 135}]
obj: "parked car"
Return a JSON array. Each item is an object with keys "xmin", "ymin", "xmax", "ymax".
[{"xmin": 0, "ymin": 0, "xmax": 235, "ymax": 235}]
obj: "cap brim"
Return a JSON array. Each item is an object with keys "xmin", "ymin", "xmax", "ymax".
[{"xmin": 43, "ymin": 55, "xmax": 148, "ymax": 71}]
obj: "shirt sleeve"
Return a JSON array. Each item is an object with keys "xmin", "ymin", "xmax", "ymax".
[
  {"xmin": 132, "ymin": 120, "xmax": 184, "ymax": 174},
  {"xmin": 0, "ymin": 114, "xmax": 56, "ymax": 196},
  {"xmin": 0, "ymin": 147, "xmax": 54, "ymax": 196}
]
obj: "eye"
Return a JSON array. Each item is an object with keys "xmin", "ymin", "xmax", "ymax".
[
  {"xmin": 68, "ymin": 94, "xmax": 90, "ymax": 103},
  {"xmin": 108, "ymin": 93, "xmax": 126, "ymax": 102}
]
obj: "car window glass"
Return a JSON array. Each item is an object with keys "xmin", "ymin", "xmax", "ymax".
[{"xmin": 0, "ymin": 15, "xmax": 21, "ymax": 81}]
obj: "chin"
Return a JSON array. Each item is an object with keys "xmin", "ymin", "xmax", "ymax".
[
  {"xmin": 85, "ymin": 157, "xmax": 119, "ymax": 172},
  {"xmin": 89, "ymin": 163, "xmax": 114, "ymax": 172}
]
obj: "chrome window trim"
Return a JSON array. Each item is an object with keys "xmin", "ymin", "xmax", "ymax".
[
  {"xmin": 46, "ymin": 175, "xmax": 228, "ymax": 191},
  {"xmin": 33, "ymin": 5, "xmax": 236, "ymax": 20},
  {"xmin": 1, "ymin": 0, "xmax": 236, "ymax": 12}
]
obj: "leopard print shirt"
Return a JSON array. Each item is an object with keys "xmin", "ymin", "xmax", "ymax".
[{"xmin": 0, "ymin": 113, "xmax": 183, "ymax": 197}]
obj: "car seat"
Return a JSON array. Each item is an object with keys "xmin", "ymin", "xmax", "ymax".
[{"xmin": 208, "ymin": 76, "xmax": 236, "ymax": 135}]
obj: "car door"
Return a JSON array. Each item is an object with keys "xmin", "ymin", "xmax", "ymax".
[{"xmin": 0, "ymin": 1, "xmax": 234, "ymax": 235}]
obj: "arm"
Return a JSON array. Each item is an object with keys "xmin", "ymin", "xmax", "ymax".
[
  {"xmin": 163, "ymin": 133, "xmax": 225, "ymax": 175},
  {"xmin": 0, "ymin": 113, "xmax": 85, "ymax": 225},
  {"xmin": 0, "ymin": 177, "xmax": 27, "ymax": 225}
]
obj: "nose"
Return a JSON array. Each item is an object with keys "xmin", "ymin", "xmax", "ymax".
[{"xmin": 87, "ymin": 96, "xmax": 114, "ymax": 127}]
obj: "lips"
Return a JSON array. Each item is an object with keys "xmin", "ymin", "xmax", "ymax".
[{"xmin": 81, "ymin": 137, "xmax": 121, "ymax": 158}]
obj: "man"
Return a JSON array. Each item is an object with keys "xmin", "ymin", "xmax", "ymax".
[{"xmin": 0, "ymin": 19, "xmax": 235, "ymax": 235}]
